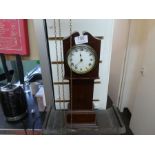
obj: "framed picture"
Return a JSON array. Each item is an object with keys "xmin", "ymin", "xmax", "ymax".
[{"xmin": 0, "ymin": 19, "xmax": 29, "ymax": 55}]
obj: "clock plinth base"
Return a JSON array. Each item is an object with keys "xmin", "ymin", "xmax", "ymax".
[{"xmin": 66, "ymin": 110, "xmax": 96, "ymax": 125}]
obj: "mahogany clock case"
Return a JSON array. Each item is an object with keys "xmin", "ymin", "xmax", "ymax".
[{"xmin": 63, "ymin": 32, "xmax": 101, "ymax": 125}]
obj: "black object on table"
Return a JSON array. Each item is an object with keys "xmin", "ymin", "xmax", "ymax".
[
  {"xmin": 0, "ymin": 84, "xmax": 27, "ymax": 122},
  {"xmin": 0, "ymin": 55, "xmax": 45, "ymax": 134},
  {"xmin": 0, "ymin": 90, "xmax": 45, "ymax": 134},
  {"xmin": 0, "ymin": 54, "xmax": 28, "ymax": 123}
]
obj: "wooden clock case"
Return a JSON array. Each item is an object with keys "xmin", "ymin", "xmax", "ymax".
[{"xmin": 63, "ymin": 32, "xmax": 101, "ymax": 126}]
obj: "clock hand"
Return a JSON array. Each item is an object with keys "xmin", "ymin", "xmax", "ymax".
[
  {"xmin": 75, "ymin": 61, "xmax": 81, "ymax": 67},
  {"xmin": 75, "ymin": 58, "xmax": 83, "ymax": 67}
]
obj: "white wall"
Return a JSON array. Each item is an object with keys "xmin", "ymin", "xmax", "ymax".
[
  {"xmin": 26, "ymin": 20, "xmax": 39, "ymax": 60},
  {"xmin": 119, "ymin": 20, "xmax": 146, "ymax": 113},
  {"xmin": 46, "ymin": 19, "xmax": 114, "ymax": 109},
  {"xmin": 110, "ymin": 20, "xmax": 155, "ymax": 134},
  {"xmin": 108, "ymin": 19, "xmax": 130, "ymax": 106},
  {"xmin": 129, "ymin": 20, "xmax": 155, "ymax": 134}
]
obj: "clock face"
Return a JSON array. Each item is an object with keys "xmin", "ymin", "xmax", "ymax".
[{"xmin": 67, "ymin": 45, "xmax": 96, "ymax": 74}]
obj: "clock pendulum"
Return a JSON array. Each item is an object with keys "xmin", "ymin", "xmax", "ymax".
[{"xmin": 63, "ymin": 29, "xmax": 101, "ymax": 126}]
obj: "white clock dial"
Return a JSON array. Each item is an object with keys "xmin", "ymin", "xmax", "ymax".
[{"xmin": 67, "ymin": 45, "xmax": 96, "ymax": 74}]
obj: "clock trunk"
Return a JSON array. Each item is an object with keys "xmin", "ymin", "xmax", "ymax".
[
  {"xmin": 69, "ymin": 79, "xmax": 94, "ymax": 110},
  {"xmin": 63, "ymin": 32, "xmax": 101, "ymax": 126}
]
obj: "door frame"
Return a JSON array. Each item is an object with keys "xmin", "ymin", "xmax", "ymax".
[
  {"xmin": 33, "ymin": 19, "xmax": 55, "ymax": 129},
  {"xmin": 116, "ymin": 20, "xmax": 131, "ymax": 112}
]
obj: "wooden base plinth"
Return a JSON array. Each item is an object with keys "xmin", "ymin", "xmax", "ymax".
[{"xmin": 66, "ymin": 111, "xmax": 96, "ymax": 125}]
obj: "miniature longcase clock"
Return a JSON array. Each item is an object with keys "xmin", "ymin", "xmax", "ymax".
[{"xmin": 63, "ymin": 32, "xmax": 101, "ymax": 126}]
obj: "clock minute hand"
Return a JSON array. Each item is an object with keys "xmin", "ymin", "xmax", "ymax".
[
  {"xmin": 75, "ymin": 61, "xmax": 81, "ymax": 67},
  {"xmin": 75, "ymin": 58, "xmax": 83, "ymax": 67}
]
